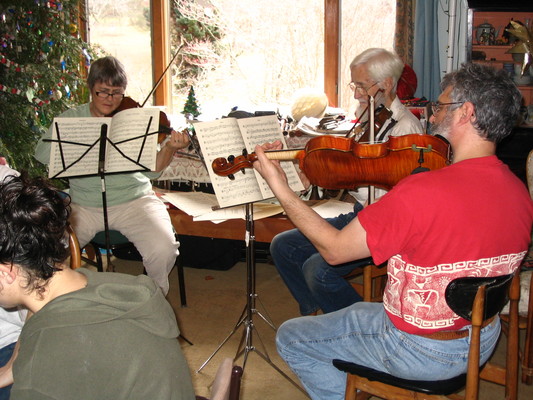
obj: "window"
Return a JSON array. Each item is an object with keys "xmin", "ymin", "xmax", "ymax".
[
  {"xmin": 339, "ymin": 0, "xmax": 396, "ymax": 112},
  {"xmin": 87, "ymin": 0, "xmax": 396, "ymax": 121},
  {"xmin": 87, "ymin": 0, "xmax": 154, "ymax": 106},
  {"xmin": 170, "ymin": 0, "xmax": 324, "ymax": 120}
]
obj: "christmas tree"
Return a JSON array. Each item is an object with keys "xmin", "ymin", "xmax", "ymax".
[
  {"xmin": 0, "ymin": 1, "xmax": 96, "ymax": 176},
  {"xmin": 182, "ymin": 85, "xmax": 200, "ymax": 118}
]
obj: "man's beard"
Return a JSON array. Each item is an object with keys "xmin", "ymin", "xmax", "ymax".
[{"xmin": 430, "ymin": 110, "xmax": 453, "ymax": 138}]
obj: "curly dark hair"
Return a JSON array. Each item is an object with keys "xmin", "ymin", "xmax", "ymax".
[{"xmin": 0, "ymin": 173, "xmax": 70, "ymax": 295}]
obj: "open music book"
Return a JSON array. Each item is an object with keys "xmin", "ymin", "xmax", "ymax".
[
  {"xmin": 193, "ymin": 115, "xmax": 304, "ymax": 208},
  {"xmin": 47, "ymin": 107, "xmax": 160, "ymax": 179}
]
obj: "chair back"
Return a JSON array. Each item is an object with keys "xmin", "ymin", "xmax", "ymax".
[
  {"xmin": 67, "ymin": 225, "xmax": 81, "ymax": 270},
  {"xmin": 527, "ymin": 148, "xmax": 533, "ymax": 199},
  {"xmin": 445, "ymin": 274, "xmax": 513, "ymax": 322}
]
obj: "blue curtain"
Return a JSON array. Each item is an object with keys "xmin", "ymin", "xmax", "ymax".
[{"xmin": 413, "ymin": 0, "xmax": 442, "ymax": 101}]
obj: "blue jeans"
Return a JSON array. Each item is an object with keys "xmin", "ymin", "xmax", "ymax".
[
  {"xmin": 276, "ymin": 302, "xmax": 501, "ymax": 400},
  {"xmin": 0, "ymin": 342, "xmax": 16, "ymax": 399},
  {"xmin": 270, "ymin": 203, "xmax": 366, "ymax": 315}
]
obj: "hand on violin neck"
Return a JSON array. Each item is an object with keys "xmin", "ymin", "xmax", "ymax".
[
  {"xmin": 165, "ymin": 129, "xmax": 190, "ymax": 150},
  {"xmin": 253, "ymin": 144, "xmax": 289, "ymax": 192}
]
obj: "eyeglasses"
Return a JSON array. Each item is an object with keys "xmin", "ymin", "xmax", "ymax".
[
  {"xmin": 348, "ymin": 81, "xmax": 379, "ymax": 95},
  {"xmin": 94, "ymin": 91, "xmax": 125, "ymax": 100},
  {"xmin": 430, "ymin": 101, "xmax": 464, "ymax": 115}
]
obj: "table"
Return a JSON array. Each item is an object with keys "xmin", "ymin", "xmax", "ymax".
[{"xmin": 167, "ymin": 207, "xmax": 295, "ymax": 306}]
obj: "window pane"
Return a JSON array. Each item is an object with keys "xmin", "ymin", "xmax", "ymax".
[
  {"xmin": 88, "ymin": 0, "xmax": 153, "ymax": 105},
  {"xmin": 172, "ymin": 0, "xmax": 324, "ymax": 119},
  {"xmin": 340, "ymin": 0, "xmax": 396, "ymax": 112}
]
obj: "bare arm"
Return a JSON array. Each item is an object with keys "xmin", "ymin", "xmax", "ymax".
[
  {"xmin": 253, "ymin": 144, "xmax": 371, "ymax": 264},
  {"xmin": 0, "ymin": 340, "xmax": 18, "ymax": 388},
  {"xmin": 155, "ymin": 129, "xmax": 190, "ymax": 172}
]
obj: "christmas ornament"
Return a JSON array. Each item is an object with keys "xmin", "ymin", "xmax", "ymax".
[
  {"xmin": 52, "ymin": 89, "xmax": 62, "ymax": 100},
  {"xmin": 68, "ymin": 23, "xmax": 77, "ymax": 35}
]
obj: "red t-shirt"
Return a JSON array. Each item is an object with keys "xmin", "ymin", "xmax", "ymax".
[{"xmin": 358, "ymin": 155, "xmax": 533, "ymax": 334}]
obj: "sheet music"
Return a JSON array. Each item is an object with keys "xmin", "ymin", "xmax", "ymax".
[
  {"xmin": 48, "ymin": 108, "xmax": 160, "ymax": 178},
  {"xmin": 162, "ymin": 191, "xmax": 284, "ymax": 222},
  {"xmin": 193, "ymin": 115, "xmax": 304, "ymax": 208},
  {"xmin": 310, "ymin": 199, "xmax": 355, "ymax": 218}
]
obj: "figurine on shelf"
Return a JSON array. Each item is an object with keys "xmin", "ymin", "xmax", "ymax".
[{"xmin": 476, "ymin": 22, "xmax": 495, "ymax": 45}]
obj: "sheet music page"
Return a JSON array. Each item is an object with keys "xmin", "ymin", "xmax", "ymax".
[
  {"xmin": 193, "ymin": 115, "xmax": 304, "ymax": 209},
  {"xmin": 162, "ymin": 191, "xmax": 219, "ymax": 217},
  {"xmin": 310, "ymin": 199, "xmax": 355, "ymax": 218},
  {"xmin": 49, "ymin": 117, "xmax": 107, "ymax": 178},
  {"xmin": 193, "ymin": 118, "xmax": 264, "ymax": 208},
  {"xmin": 105, "ymin": 107, "xmax": 160, "ymax": 173},
  {"xmin": 237, "ymin": 115, "xmax": 304, "ymax": 197},
  {"xmin": 48, "ymin": 108, "xmax": 160, "ymax": 178}
]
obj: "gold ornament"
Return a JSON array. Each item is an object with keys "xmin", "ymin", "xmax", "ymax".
[
  {"xmin": 505, "ymin": 21, "xmax": 533, "ymax": 76},
  {"xmin": 68, "ymin": 23, "xmax": 78, "ymax": 35}
]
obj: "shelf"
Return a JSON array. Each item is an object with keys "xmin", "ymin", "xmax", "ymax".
[{"xmin": 473, "ymin": 44, "xmax": 512, "ymax": 49}]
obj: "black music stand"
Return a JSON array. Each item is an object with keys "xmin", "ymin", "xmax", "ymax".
[
  {"xmin": 196, "ymin": 202, "xmax": 308, "ymax": 397},
  {"xmin": 45, "ymin": 115, "xmax": 158, "ymax": 271}
]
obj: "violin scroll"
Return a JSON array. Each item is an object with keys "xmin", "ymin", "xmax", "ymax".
[{"xmin": 212, "ymin": 149, "xmax": 256, "ymax": 180}]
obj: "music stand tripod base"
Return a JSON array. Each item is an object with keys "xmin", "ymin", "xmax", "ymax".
[{"xmin": 196, "ymin": 203, "xmax": 308, "ymax": 397}]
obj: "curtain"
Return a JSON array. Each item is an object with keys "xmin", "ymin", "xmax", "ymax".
[
  {"xmin": 394, "ymin": 0, "xmax": 416, "ymax": 66},
  {"xmin": 412, "ymin": 0, "xmax": 442, "ymax": 101}
]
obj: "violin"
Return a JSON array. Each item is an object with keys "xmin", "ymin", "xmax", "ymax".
[
  {"xmin": 212, "ymin": 134, "xmax": 452, "ymax": 191},
  {"xmin": 346, "ymin": 104, "xmax": 392, "ymax": 142}
]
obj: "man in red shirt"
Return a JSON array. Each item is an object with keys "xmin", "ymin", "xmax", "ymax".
[{"xmin": 252, "ymin": 63, "xmax": 533, "ymax": 399}]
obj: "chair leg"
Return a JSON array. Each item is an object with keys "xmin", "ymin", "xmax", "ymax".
[
  {"xmin": 522, "ymin": 271, "xmax": 533, "ymax": 384},
  {"xmin": 179, "ymin": 334, "xmax": 193, "ymax": 346},
  {"xmin": 176, "ymin": 257, "xmax": 187, "ymax": 307},
  {"xmin": 93, "ymin": 247, "xmax": 104, "ymax": 272}
]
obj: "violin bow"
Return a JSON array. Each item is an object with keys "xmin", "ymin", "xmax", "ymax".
[{"xmin": 140, "ymin": 44, "xmax": 184, "ymax": 107}]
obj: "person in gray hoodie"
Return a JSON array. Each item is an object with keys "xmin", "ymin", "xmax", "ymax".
[{"xmin": 0, "ymin": 173, "xmax": 195, "ymax": 400}]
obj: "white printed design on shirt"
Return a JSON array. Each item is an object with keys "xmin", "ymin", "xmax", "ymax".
[{"xmin": 383, "ymin": 252, "xmax": 525, "ymax": 330}]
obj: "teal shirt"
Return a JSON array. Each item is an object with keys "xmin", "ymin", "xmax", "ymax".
[{"xmin": 34, "ymin": 103, "xmax": 161, "ymax": 207}]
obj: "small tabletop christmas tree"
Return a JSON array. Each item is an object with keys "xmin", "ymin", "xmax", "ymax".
[{"xmin": 182, "ymin": 86, "xmax": 201, "ymax": 119}]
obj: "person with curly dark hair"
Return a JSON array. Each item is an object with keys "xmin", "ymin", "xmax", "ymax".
[
  {"xmin": 0, "ymin": 158, "xmax": 24, "ymax": 400},
  {"xmin": 0, "ymin": 174, "xmax": 195, "ymax": 400}
]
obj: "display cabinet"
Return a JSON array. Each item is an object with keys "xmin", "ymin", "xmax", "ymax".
[{"xmin": 467, "ymin": 2, "xmax": 533, "ymax": 114}]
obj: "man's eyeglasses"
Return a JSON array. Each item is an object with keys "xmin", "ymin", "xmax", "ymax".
[
  {"xmin": 430, "ymin": 101, "xmax": 464, "ymax": 115},
  {"xmin": 95, "ymin": 91, "xmax": 125, "ymax": 100},
  {"xmin": 348, "ymin": 81, "xmax": 379, "ymax": 95}
]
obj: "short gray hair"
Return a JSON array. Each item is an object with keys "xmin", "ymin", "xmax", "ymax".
[
  {"xmin": 441, "ymin": 63, "xmax": 522, "ymax": 143},
  {"xmin": 87, "ymin": 56, "xmax": 128, "ymax": 90}
]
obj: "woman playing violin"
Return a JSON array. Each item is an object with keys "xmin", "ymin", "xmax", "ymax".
[
  {"xmin": 270, "ymin": 48, "xmax": 424, "ymax": 316},
  {"xmin": 34, "ymin": 56, "xmax": 189, "ymax": 295}
]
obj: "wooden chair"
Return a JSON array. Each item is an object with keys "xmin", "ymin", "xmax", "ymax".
[
  {"xmin": 343, "ymin": 258, "xmax": 387, "ymax": 302},
  {"xmin": 333, "ymin": 272, "xmax": 520, "ymax": 400},
  {"xmin": 67, "ymin": 225, "xmax": 81, "ymax": 270},
  {"xmin": 522, "ymin": 148, "xmax": 533, "ymax": 384}
]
